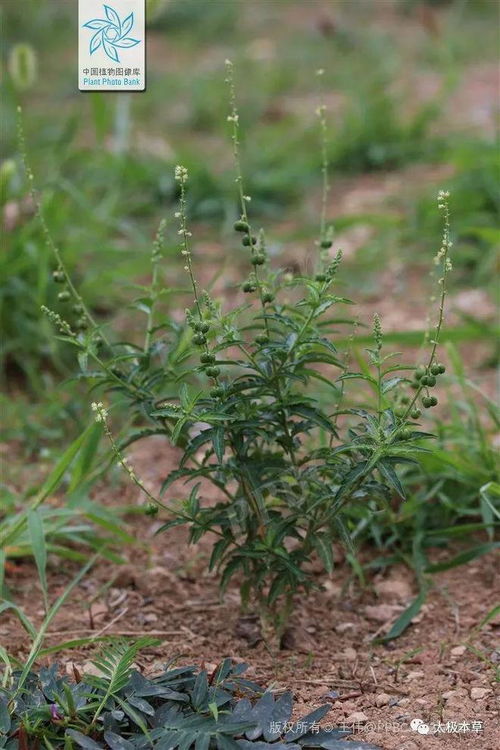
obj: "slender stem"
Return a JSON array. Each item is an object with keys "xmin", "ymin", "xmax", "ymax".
[{"xmin": 17, "ymin": 107, "xmax": 109, "ymax": 344}]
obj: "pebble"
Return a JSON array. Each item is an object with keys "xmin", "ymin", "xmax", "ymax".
[
  {"xmin": 344, "ymin": 711, "xmax": 368, "ymax": 724},
  {"xmin": 374, "ymin": 692, "xmax": 391, "ymax": 707},
  {"xmin": 450, "ymin": 645, "xmax": 466, "ymax": 657},
  {"xmin": 364, "ymin": 604, "xmax": 401, "ymax": 623},
  {"xmin": 375, "ymin": 579, "xmax": 412, "ymax": 601},
  {"xmin": 344, "ymin": 647, "xmax": 357, "ymax": 661},
  {"xmin": 470, "ymin": 687, "xmax": 490, "ymax": 700},
  {"xmin": 335, "ymin": 622, "xmax": 356, "ymax": 634},
  {"xmin": 406, "ymin": 670, "xmax": 425, "ymax": 680}
]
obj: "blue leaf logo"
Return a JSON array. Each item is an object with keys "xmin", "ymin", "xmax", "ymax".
[{"xmin": 83, "ymin": 4, "xmax": 140, "ymax": 63}]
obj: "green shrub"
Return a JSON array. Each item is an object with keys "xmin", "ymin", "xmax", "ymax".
[{"xmin": 40, "ymin": 63, "xmax": 453, "ymax": 635}]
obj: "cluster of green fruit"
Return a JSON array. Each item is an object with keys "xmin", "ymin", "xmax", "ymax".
[
  {"xmin": 234, "ymin": 219, "xmax": 273, "ymax": 300},
  {"xmin": 52, "ymin": 269, "xmax": 87, "ymax": 331},
  {"xmin": 411, "ymin": 361, "xmax": 446, "ymax": 409}
]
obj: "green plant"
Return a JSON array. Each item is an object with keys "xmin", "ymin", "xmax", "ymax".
[
  {"xmin": 39, "ymin": 64, "xmax": 456, "ymax": 637},
  {"xmin": 344, "ymin": 342, "xmax": 499, "ymax": 640},
  {"xmin": 0, "ymin": 423, "xmax": 133, "ymax": 607},
  {"xmin": 0, "ymin": 650, "xmax": 381, "ymax": 749}
]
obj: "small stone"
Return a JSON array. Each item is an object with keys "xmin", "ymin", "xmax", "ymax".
[
  {"xmin": 406, "ymin": 670, "xmax": 425, "ymax": 680},
  {"xmin": 344, "ymin": 711, "xmax": 368, "ymax": 724},
  {"xmin": 442, "ymin": 690, "xmax": 457, "ymax": 700},
  {"xmin": 344, "ymin": 647, "xmax": 357, "ymax": 661},
  {"xmin": 375, "ymin": 579, "xmax": 412, "ymax": 601},
  {"xmin": 113, "ymin": 565, "xmax": 136, "ymax": 588},
  {"xmin": 450, "ymin": 645, "xmax": 466, "ymax": 657},
  {"xmin": 470, "ymin": 687, "xmax": 489, "ymax": 700},
  {"xmin": 364, "ymin": 604, "xmax": 402, "ymax": 623},
  {"xmin": 143, "ymin": 612, "xmax": 158, "ymax": 623},
  {"xmin": 374, "ymin": 692, "xmax": 391, "ymax": 707},
  {"xmin": 335, "ymin": 622, "xmax": 355, "ymax": 634}
]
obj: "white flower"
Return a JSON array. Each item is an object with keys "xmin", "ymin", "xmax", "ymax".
[
  {"xmin": 91, "ymin": 401, "xmax": 108, "ymax": 423},
  {"xmin": 174, "ymin": 165, "xmax": 188, "ymax": 183}
]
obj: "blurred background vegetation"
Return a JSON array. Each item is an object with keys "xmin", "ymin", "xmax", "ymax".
[{"xmin": 1, "ymin": 0, "xmax": 498, "ymax": 475}]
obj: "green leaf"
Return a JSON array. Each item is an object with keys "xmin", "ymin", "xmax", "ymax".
[
  {"xmin": 313, "ymin": 535, "xmax": 334, "ymax": 574},
  {"xmin": 212, "ymin": 426, "xmax": 225, "ymax": 462},
  {"xmin": 27, "ymin": 509, "xmax": 48, "ymax": 611},
  {"xmin": 376, "ymin": 590, "xmax": 427, "ymax": 643},
  {"xmin": 290, "ymin": 404, "xmax": 337, "ymax": 435},
  {"xmin": 378, "ymin": 460, "xmax": 405, "ymax": 500},
  {"xmin": 66, "ymin": 730, "xmax": 104, "ymax": 749},
  {"xmin": 0, "ymin": 698, "xmax": 11, "ymax": 734},
  {"xmin": 425, "ymin": 543, "xmax": 500, "ymax": 573}
]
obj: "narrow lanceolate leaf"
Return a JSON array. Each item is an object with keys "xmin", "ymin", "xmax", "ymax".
[
  {"xmin": 66, "ymin": 730, "xmax": 103, "ymax": 749},
  {"xmin": 377, "ymin": 459, "xmax": 405, "ymax": 500},
  {"xmin": 289, "ymin": 404, "xmax": 337, "ymax": 435},
  {"xmin": 313, "ymin": 535, "xmax": 334, "ymax": 574},
  {"xmin": 27, "ymin": 509, "xmax": 48, "ymax": 610},
  {"xmin": 424, "ymin": 543, "xmax": 500, "ymax": 573},
  {"xmin": 375, "ymin": 590, "xmax": 427, "ymax": 643},
  {"xmin": 212, "ymin": 426, "xmax": 225, "ymax": 462}
]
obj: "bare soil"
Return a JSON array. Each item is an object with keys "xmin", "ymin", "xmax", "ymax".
[{"xmin": 2, "ymin": 438, "xmax": 499, "ymax": 750}]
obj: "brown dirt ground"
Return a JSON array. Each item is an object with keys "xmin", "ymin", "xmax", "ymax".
[{"xmin": 2, "ymin": 437, "xmax": 499, "ymax": 750}]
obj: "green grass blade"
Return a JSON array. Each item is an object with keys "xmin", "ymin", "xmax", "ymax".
[
  {"xmin": 375, "ymin": 590, "xmax": 427, "ymax": 643},
  {"xmin": 14, "ymin": 552, "xmax": 99, "ymax": 695},
  {"xmin": 27, "ymin": 509, "xmax": 48, "ymax": 612}
]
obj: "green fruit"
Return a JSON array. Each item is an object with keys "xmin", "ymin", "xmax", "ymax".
[
  {"xmin": 411, "ymin": 408, "xmax": 421, "ymax": 419},
  {"xmin": 57, "ymin": 291, "xmax": 70, "ymax": 302},
  {"xmin": 400, "ymin": 428, "xmax": 412, "ymax": 440},
  {"xmin": 210, "ymin": 386, "xmax": 224, "ymax": 398},
  {"xmin": 315, "ymin": 273, "xmax": 327, "ymax": 282},
  {"xmin": 320, "ymin": 239, "xmax": 332, "ymax": 249},
  {"xmin": 242, "ymin": 282, "xmax": 255, "ymax": 293},
  {"xmin": 400, "ymin": 395, "xmax": 410, "ymax": 405},
  {"xmin": 394, "ymin": 406, "xmax": 406, "ymax": 418},
  {"xmin": 410, "ymin": 381, "xmax": 419, "ymax": 390},
  {"xmin": 438, "ymin": 363, "xmax": 446, "ymax": 374},
  {"xmin": 52, "ymin": 270, "xmax": 65, "ymax": 283},
  {"xmin": 262, "ymin": 292, "xmax": 274, "ymax": 303},
  {"xmin": 422, "ymin": 396, "xmax": 433, "ymax": 408},
  {"xmin": 242, "ymin": 235, "xmax": 257, "ymax": 246},
  {"xmin": 199, "ymin": 322, "xmax": 210, "ymax": 334},
  {"xmin": 72, "ymin": 304, "xmax": 83, "ymax": 314},
  {"xmin": 206, "ymin": 366, "xmax": 220, "ymax": 378},
  {"xmin": 426, "ymin": 375, "xmax": 436, "ymax": 387},
  {"xmin": 234, "ymin": 219, "xmax": 249, "ymax": 232},
  {"xmin": 430, "ymin": 363, "xmax": 441, "ymax": 376},
  {"xmin": 76, "ymin": 318, "xmax": 88, "ymax": 331},
  {"xmin": 420, "ymin": 375, "xmax": 429, "ymax": 386},
  {"xmin": 251, "ymin": 254, "xmax": 265, "ymax": 265},
  {"xmin": 415, "ymin": 366, "xmax": 426, "ymax": 380},
  {"xmin": 255, "ymin": 333, "xmax": 268, "ymax": 345},
  {"xmin": 430, "ymin": 396, "xmax": 438, "ymax": 406},
  {"xmin": 193, "ymin": 333, "xmax": 207, "ymax": 346},
  {"xmin": 145, "ymin": 503, "xmax": 158, "ymax": 517},
  {"xmin": 200, "ymin": 353, "xmax": 215, "ymax": 364}
]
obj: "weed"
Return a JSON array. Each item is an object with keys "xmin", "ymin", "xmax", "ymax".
[
  {"xmin": 39, "ymin": 65, "xmax": 455, "ymax": 636},
  {"xmin": 0, "ymin": 650, "xmax": 381, "ymax": 749}
]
